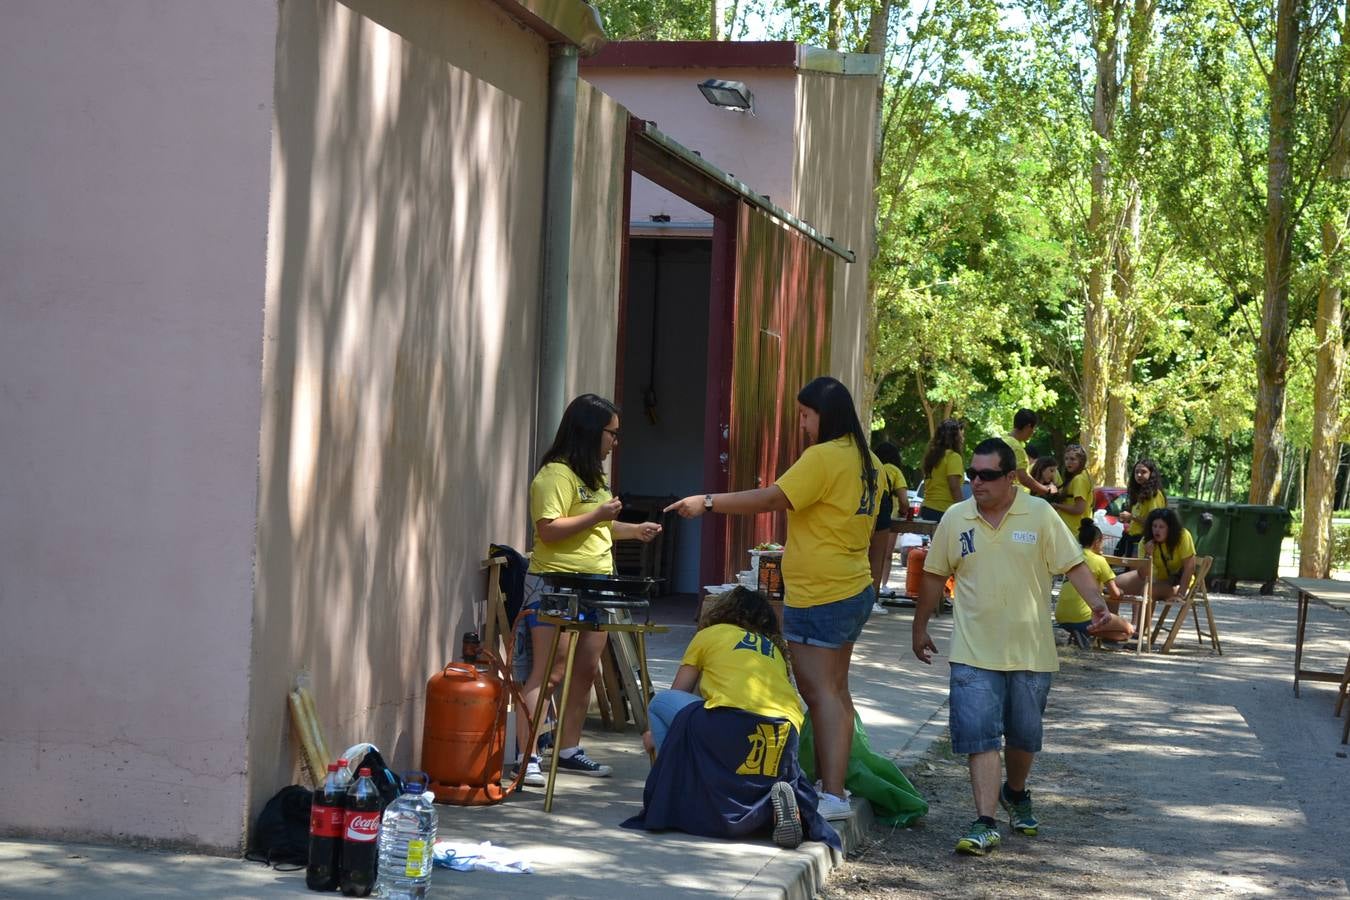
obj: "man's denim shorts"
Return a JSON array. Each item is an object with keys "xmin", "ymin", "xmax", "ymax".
[
  {"xmin": 782, "ymin": 585, "xmax": 875, "ymax": 649},
  {"xmin": 948, "ymin": 662, "xmax": 1053, "ymax": 754}
]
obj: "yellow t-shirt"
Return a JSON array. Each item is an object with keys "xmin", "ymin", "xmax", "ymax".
[
  {"xmin": 1055, "ymin": 549, "xmax": 1114, "ymax": 625},
  {"xmin": 682, "ymin": 623, "xmax": 803, "ymax": 729},
  {"xmin": 528, "ymin": 461, "xmax": 614, "ymax": 574},
  {"xmin": 775, "ymin": 437, "xmax": 881, "ymax": 608},
  {"xmin": 1004, "ymin": 433, "xmax": 1030, "ymax": 493},
  {"xmin": 1147, "ymin": 528, "xmax": 1196, "ymax": 580},
  {"xmin": 924, "ymin": 491, "xmax": 1084, "ymax": 672},
  {"xmin": 883, "ymin": 462, "xmax": 908, "ymax": 499},
  {"xmin": 1127, "ymin": 491, "xmax": 1167, "ymax": 536},
  {"xmin": 923, "ymin": 449, "xmax": 964, "ymax": 511},
  {"xmin": 1057, "ymin": 471, "xmax": 1093, "ymax": 535}
]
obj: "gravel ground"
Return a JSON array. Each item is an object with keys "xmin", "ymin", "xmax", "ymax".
[{"xmin": 824, "ymin": 589, "xmax": 1350, "ymax": 899}]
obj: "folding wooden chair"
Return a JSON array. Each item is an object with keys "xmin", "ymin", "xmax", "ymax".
[
  {"xmin": 1148, "ymin": 556, "xmax": 1221, "ymax": 654},
  {"xmin": 1101, "ymin": 555, "xmax": 1152, "ymax": 654}
]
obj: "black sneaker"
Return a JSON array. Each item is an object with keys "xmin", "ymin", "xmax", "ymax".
[
  {"xmin": 769, "ymin": 781, "xmax": 804, "ymax": 849},
  {"xmin": 555, "ymin": 748, "xmax": 611, "ymax": 777}
]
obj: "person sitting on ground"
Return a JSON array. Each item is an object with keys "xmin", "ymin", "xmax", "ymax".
[
  {"xmin": 920, "ymin": 419, "xmax": 965, "ymax": 522},
  {"xmin": 1114, "ymin": 507, "xmax": 1196, "ymax": 602},
  {"xmin": 1050, "ymin": 444, "xmax": 1092, "ymax": 535},
  {"xmin": 868, "ymin": 442, "xmax": 910, "ymax": 610},
  {"xmin": 1055, "ymin": 521, "xmax": 1127, "ymax": 649},
  {"xmin": 627, "ymin": 588, "xmax": 837, "ymax": 851},
  {"xmin": 1116, "ymin": 458, "xmax": 1166, "ymax": 559}
]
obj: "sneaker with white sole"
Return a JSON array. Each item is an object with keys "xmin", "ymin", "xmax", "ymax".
[
  {"xmin": 871, "ymin": 602, "xmax": 889, "ymax": 615},
  {"xmin": 555, "ymin": 748, "xmax": 611, "ymax": 777},
  {"xmin": 519, "ymin": 756, "xmax": 545, "ymax": 787},
  {"xmin": 815, "ymin": 790, "xmax": 852, "ymax": 821},
  {"xmin": 769, "ymin": 781, "xmax": 804, "ymax": 848}
]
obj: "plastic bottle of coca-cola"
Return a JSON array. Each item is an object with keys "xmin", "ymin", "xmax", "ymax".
[
  {"xmin": 307, "ymin": 758, "xmax": 351, "ymax": 891},
  {"xmin": 339, "ymin": 767, "xmax": 381, "ymax": 897}
]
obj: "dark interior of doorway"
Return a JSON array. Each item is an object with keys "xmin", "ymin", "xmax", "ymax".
[{"xmin": 615, "ymin": 236, "xmax": 712, "ymax": 597}]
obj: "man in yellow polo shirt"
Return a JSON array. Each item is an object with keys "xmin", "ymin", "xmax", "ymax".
[{"xmin": 911, "ymin": 438, "xmax": 1111, "ymax": 856}]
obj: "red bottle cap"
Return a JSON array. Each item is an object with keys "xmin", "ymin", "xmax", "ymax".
[{"xmin": 358, "ymin": 767, "xmax": 372, "ymax": 777}]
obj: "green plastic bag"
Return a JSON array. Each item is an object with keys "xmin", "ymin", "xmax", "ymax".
[{"xmin": 799, "ymin": 713, "xmax": 929, "ymax": 827}]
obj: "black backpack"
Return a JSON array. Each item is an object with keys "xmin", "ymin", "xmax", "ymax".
[{"xmin": 245, "ymin": 784, "xmax": 312, "ymax": 870}]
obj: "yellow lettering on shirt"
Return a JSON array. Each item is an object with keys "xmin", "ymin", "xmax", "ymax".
[{"xmin": 735, "ymin": 722, "xmax": 792, "ymax": 776}]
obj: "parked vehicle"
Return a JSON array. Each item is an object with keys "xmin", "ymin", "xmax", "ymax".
[{"xmin": 1093, "ymin": 486, "xmax": 1128, "ymax": 525}]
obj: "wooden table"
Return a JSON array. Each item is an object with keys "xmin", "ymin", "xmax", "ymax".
[
  {"xmin": 1280, "ymin": 577, "xmax": 1350, "ymax": 744},
  {"xmin": 892, "ymin": 518, "xmax": 938, "ymax": 537}
]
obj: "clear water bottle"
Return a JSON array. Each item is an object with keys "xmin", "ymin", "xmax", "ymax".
[{"xmin": 374, "ymin": 772, "xmax": 437, "ymax": 899}]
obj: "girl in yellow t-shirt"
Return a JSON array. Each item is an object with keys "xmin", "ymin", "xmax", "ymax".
[
  {"xmin": 1050, "ymin": 444, "xmax": 1093, "ymax": 535},
  {"xmin": 515, "ymin": 394, "xmax": 662, "ymax": 785},
  {"xmin": 1114, "ymin": 507, "xmax": 1197, "ymax": 601},
  {"xmin": 1117, "ymin": 457, "xmax": 1166, "ymax": 558},
  {"xmin": 643, "ymin": 587, "xmax": 802, "ymax": 752},
  {"xmin": 1055, "ymin": 520, "xmax": 1124, "ymax": 648},
  {"xmin": 664, "ymin": 376, "xmax": 880, "ymax": 822},
  {"xmin": 919, "ymin": 418, "xmax": 965, "ymax": 520},
  {"xmin": 868, "ymin": 441, "xmax": 909, "ymax": 606}
]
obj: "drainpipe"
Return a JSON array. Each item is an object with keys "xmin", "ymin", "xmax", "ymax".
[{"xmin": 535, "ymin": 44, "xmax": 579, "ymax": 459}]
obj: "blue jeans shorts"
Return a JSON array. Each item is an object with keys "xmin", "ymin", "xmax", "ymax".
[
  {"xmin": 782, "ymin": 585, "xmax": 875, "ymax": 649},
  {"xmin": 948, "ymin": 663, "xmax": 1053, "ymax": 754}
]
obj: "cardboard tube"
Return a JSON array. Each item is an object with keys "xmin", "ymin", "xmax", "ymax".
[
  {"xmin": 288, "ymin": 690, "xmax": 325, "ymax": 787},
  {"xmin": 298, "ymin": 687, "xmax": 330, "ymax": 769}
]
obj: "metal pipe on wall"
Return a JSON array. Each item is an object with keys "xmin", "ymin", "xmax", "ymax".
[{"xmin": 535, "ymin": 44, "xmax": 579, "ymax": 459}]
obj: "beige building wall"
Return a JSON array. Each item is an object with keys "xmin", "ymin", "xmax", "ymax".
[
  {"xmin": 791, "ymin": 70, "xmax": 879, "ymax": 403},
  {"xmin": 566, "ymin": 82, "xmax": 629, "ymax": 400},
  {"xmin": 249, "ymin": 0, "xmax": 550, "ymax": 818},
  {"xmin": 0, "ymin": 1, "xmax": 276, "ymax": 850}
]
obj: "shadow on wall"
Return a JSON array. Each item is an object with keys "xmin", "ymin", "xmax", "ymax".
[{"xmin": 249, "ymin": 0, "xmax": 548, "ymax": 821}]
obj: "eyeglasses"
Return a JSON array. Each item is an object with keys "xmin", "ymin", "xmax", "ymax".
[
  {"xmin": 604, "ymin": 428, "xmax": 620, "ymax": 439},
  {"xmin": 966, "ymin": 467, "xmax": 1010, "ymax": 482}
]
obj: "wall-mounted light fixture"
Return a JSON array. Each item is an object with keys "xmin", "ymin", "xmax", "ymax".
[{"xmin": 697, "ymin": 79, "xmax": 754, "ymax": 115}]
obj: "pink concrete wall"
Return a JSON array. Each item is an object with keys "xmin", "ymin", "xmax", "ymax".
[
  {"xmin": 582, "ymin": 69, "xmax": 797, "ymax": 225},
  {"xmin": 0, "ymin": 1, "xmax": 276, "ymax": 850}
]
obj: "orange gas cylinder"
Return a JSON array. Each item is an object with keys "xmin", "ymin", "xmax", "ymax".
[
  {"xmin": 422, "ymin": 662, "xmax": 507, "ymax": 805},
  {"xmin": 905, "ymin": 544, "xmax": 928, "ymax": 597}
]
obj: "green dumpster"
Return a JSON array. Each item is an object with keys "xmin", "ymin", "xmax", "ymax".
[
  {"xmin": 1171, "ymin": 499, "xmax": 1235, "ymax": 588},
  {"xmin": 1224, "ymin": 504, "xmax": 1291, "ymax": 594}
]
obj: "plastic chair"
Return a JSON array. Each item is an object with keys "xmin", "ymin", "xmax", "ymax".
[
  {"xmin": 1101, "ymin": 555, "xmax": 1152, "ymax": 653},
  {"xmin": 1148, "ymin": 557, "xmax": 1220, "ymax": 654}
]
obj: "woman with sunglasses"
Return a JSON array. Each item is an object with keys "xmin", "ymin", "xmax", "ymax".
[
  {"xmin": 919, "ymin": 419, "xmax": 965, "ymax": 522},
  {"xmin": 514, "ymin": 394, "xmax": 662, "ymax": 786},
  {"xmin": 666, "ymin": 376, "xmax": 881, "ymax": 822}
]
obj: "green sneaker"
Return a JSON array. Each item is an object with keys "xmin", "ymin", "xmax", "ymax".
[
  {"xmin": 955, "ymin": 820, "xmax": 1001, "ymax": 855},
  {"xmin": 1000, "ymin": 784, "xmax": 1039, "ymax": 835}
]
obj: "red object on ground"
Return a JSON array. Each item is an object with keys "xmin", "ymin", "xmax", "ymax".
[
  {"xmin": 422, "ymin": 662, "xmax": 507, "ymax": 805},
  {"xmin": 905, "ymin": 545, "xmax": 929, "ymax": 597},
  {"xmin": 339, "ymin": 768, "xmax": 380, "ymax": 897}
]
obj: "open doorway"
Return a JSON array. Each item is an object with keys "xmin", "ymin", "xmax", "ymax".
[{"xmin": 615, "ymin": 236, "xmax": 712, "ymax": 596}]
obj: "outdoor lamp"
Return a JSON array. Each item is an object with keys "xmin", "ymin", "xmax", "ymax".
[{"xmin": 698, "ymin": 79, "xmax": 754, "ymax": 114}]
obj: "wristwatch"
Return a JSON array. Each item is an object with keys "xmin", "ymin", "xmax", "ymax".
[{"xmin": 704, "ymin": 494, "xmax": 714, "ymax": 512}]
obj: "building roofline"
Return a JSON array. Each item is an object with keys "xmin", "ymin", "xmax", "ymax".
[
  {"xmin": 583, "ymin": 41, "xmax": 879, "ymax": 75},
  {"xmin": 487, "ymin": 0, "xmax": 607, "ymax": 55}
]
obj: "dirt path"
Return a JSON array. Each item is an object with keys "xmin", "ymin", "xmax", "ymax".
[{"xmin": 825, "ymin": 589, "xmax": 1350, "ymax": 899}]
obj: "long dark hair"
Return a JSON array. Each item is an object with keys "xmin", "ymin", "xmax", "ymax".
[
  {"xmin": 1077, "ymin": 519, "xmax": 1101, "ymax": 549},
  {"xmin": 1030, "ymin": 456, "xmax": 1059, "ymax": 484},
  {"xmin": 1063, "ymin": 444, "xmax": 1087, "ymax": 477},
  {"xmin": 922, "ymin": 419, "xmax": 964, "ymax": 477},
  {"xmin": 538, "ymin": 393, "xmax": 618, "ymax": 492},
  {"xmin": 701, "ymin": 587, "xmax": 792, "ymax": 680},
  {"xmin": 1144, "ymin": 507, "xmax": 1183, "ymax": 552},
  {"xmin": 797, "ymin": 377, "xmax": 876, "ymax": 504},
  {"xmin": 1127, "ymin": 457, "xmax": 1163, "ymax": 507}
]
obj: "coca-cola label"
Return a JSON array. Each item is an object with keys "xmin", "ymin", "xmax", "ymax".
[
  {"xmin": 343, "ymin": 810, "xmax": 380, "ymax": 842},
  {"xmin": 310, "ymin": 802, "xmax": 342, "ymax": 838}
]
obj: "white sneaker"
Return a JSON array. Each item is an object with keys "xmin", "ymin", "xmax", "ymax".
[
  {"xmin": 872, "ymin": 602, "xmax": 889, "ymax": 615},
  {"xmin": 516, "ymin": 755, "xmax": 545, "ymax": 787},
  {"xmin": 815, "ymin": 790, "xmax": 853, "ymax": 821}
]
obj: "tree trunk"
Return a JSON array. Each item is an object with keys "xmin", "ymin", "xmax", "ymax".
[
  {"xmin": 710, "ymin": 0, "xmax": 722, "ymax": 40},
  {"xmin": 827, "ymin": 0, "xmax": 842, "ymax": 50},
  {"xmin": 1252, "ymin": 0, "xmax": 1302, "ymax": 504},
  {"xmin": 1082, "ymin": 0, "xmax": 1123, "ymax": 484},
  {"xmin": 1104, "ymin": 181, "xmax": 1143, "ymax": 485},
  {"xmin": 856, "ymin": 0, "xmax": 891, "ymax": 427}
]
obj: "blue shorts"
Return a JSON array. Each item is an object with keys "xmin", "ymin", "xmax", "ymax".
[
  {"xmin": 782, "ymin": 585, "xmax": 875, "ymax": 649},
  {"xmin": 919, "ymin": 506, "xmax": 946, "ymax": 523},
  {"xmin": 948, "ymin": 663, "xmax": 1052, "ymax": 755}
]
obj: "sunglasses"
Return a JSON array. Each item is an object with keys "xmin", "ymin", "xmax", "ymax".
[{"xmin": 966, "ymin": 467, "xmax": 1010, "ymax": 482}]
